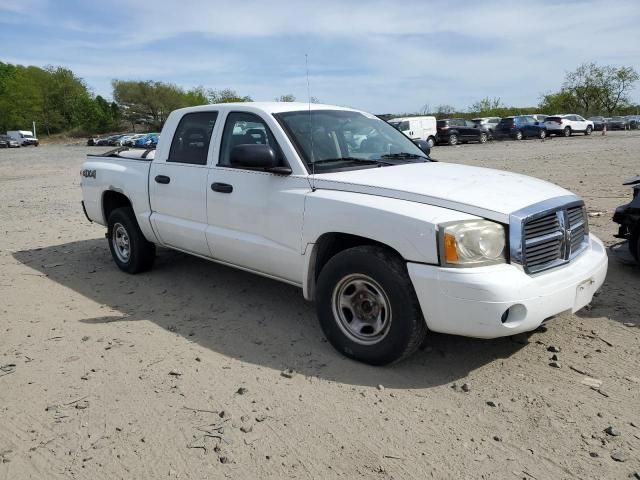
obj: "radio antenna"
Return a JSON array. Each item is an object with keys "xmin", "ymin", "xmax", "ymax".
[{"xmin": 306, "ymin": 53, "xmax": 316, "ymax": 191}]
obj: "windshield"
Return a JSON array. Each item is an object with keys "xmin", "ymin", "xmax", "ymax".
[{"xmin": 274, "ymin": 110, "xmax": 427, "ymax": 172}]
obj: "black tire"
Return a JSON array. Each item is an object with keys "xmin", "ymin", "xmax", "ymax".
[
  {"xmin": 479, "ymin": 132, "xmax": 488, "ymax": 144},
  {"xmin": 107, "ymin": 207, "xmax": 155, "ymax": 274},
  {"xmin": 563, "ymin": 126, "xmax": 571, "ymax": 137},
  {"xmin": 426, "ymin": 136, "xmax": 436, "ymax": 149},
  {"xmin": 515, "ymin": 130, "xmax": 523, "ymax": 140},
  {"xmin": 630, "ymin": 222, "xmax": 640, "ymax": 263},
  {"xmin": 584, "ymin": 125, "xmax": 592, "ymax": 136},
  {"xmin": 448, "ymin": 134, "xmax": 458, "ymax": 146},
  {"xmin": 539, "ymin": 129, "xmax": 546, "ymax": 139},
  {"xmin": 315, "ymin": 245, "xmax": 427, "ymax": 365}
]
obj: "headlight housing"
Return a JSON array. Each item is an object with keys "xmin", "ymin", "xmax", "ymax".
[{"xmin": 439, "ymin": 220, "xmax": 506, "ymax": 267}]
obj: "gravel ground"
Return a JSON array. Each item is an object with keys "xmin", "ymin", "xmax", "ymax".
[{"xmin": 0, "ymin": 131, "xmax": 639, "ymax": 479}]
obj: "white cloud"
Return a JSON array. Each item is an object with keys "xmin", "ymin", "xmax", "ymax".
[{"xmin": 2, "ymin": 0, "xmax": 639, "ymax": 112}]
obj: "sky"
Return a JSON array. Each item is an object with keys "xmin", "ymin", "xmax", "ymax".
[{"xmin": 1, "ymin": 0, "xmax": 639, "ymax": 114}]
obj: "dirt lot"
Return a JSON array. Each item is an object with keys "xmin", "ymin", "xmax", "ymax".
[{"xmin": 1, "ymin": 132, "xmax": 639, "ymax": 479}]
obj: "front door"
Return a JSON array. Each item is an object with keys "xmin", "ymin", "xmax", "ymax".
[
  {"xmin": 205, "ymin": 111, "xmax": 307, "ymax": 284},
  {"xmin": 149, "ymin": 110, "xmax": 218, "ymax": 257}
]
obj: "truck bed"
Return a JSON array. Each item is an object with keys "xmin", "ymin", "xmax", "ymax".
[{"xmin": 89, "ymin": 147, "xmax": 156, "ymax": 161}]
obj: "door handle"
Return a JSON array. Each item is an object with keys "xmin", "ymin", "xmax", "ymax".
[
  {"xmin": 154, "ymin": 175, "xmax": 170, "ymax": 184},
  {"xmin": 211, "ymin": 182, "xmax": 233, "ymax": 193}
]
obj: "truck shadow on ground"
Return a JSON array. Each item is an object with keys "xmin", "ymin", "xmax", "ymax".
[{"xmin": 14, "ymin": 239, "xmax": 540, "ymax": 389}]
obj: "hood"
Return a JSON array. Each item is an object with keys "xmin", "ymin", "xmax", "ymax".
[{"xmin": 312, "ymin": 162, "xmax": 574, "ymax": 223}]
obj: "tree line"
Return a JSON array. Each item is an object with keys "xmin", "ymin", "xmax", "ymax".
[
  {"xmin": 0, "ymin": 59, "xmax": 637, "ymax": 136},
  {"xmin": 418, "ymin": 63, "xmax": 639, "ymax": 120},
  {"xmin": 0, "ymin": 62, "xmax": 121, "ymax": 135}
]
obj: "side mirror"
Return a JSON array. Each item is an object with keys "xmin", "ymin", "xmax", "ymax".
[
  {"xmin": 412, "ymin": 139, "xmax": 431, "ymax": 157},
  {"xmin": 230, "ymin": 144, "xmax": 291, "ymax": 174}
]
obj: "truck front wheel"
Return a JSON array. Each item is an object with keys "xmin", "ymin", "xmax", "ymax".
[
  {"xmin": 315, "ymin": 245, "xmax": 427, "ymax": 365},
  {"xmin": 107, "ymin": 207, "xmax": 155, "ymax": 273}
]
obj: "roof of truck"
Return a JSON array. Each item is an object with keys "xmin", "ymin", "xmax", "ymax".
[{"xmin": 173, "ymin": 102, "xmax": 361, "ymax": 115}]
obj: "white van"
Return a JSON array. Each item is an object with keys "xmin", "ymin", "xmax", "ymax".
[
  {"xmin": 7, "ymin": 130, "xmax": 39, "ymax": 146},
  {"xmin": 388, "ymin": 116, "xmax": 437, "ymax": 148}
]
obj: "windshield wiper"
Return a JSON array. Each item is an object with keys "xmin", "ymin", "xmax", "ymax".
[
  {"xmin": 311, "ymin": 157, "xmax": 393, "ymax": 166},
  {"xmin": 380, "ymin": 152, "xmax": 428, "ymax": 161}
]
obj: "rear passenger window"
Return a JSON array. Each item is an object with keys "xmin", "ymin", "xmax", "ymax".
[
  {"xmin": 168, "ymin": 111, "xmax": 218, "ymax": 165},
  {"xmin": 219, "ymin": 112, "xmax": 283, "ymax": 167}
]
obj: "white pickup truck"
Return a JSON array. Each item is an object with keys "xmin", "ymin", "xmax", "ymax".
[{"xmin": 80, "ymin": 102, "xmax": 608, "ymax": 365}]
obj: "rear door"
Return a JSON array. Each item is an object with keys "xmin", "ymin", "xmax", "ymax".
[{"xmin": 149, "ymin": 110, "xmax": 219, "ymax": 257}]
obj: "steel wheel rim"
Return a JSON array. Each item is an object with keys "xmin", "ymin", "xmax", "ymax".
[
  {"xmin": 112, "ymin": 223, "xmax": 131, "ymax": 263},
  {"xmin": 331, "ymin": 274, "xmax": 392, "ymax": 345}
]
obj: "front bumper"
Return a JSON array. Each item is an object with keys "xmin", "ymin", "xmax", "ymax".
[{"xmin": 407, "ymin": 234, "xmax": 608, "ymax": 338}]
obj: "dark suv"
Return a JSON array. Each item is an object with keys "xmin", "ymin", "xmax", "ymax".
[
  {"xmin": 613, "ymin": 176, "xmax": 640, "ymax": 262},
  {"xmin": 495, "ymin": 116, "xmax": 547, "ymax": 140},
  {"xmin": 436, "ymin": 119, "xmax": 487, "ymax": 146}
]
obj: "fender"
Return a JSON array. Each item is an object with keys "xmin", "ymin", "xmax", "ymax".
[{"xmin": 300, "ymin": 189, "xmax": 479, "ymax": 300}]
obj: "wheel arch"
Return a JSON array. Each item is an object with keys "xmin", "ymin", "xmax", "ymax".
[
  {"xmin": 303, "ymin": 232, "xmax": 406, "ymax": 301},
  {"xmin": 102, "ymin": 189, "xmax": 132, "ymax": 224}
]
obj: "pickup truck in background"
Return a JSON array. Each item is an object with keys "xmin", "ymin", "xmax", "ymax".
[{"xmin": 80, "ymin": 102, "xmax": 608, "ymax": 365}]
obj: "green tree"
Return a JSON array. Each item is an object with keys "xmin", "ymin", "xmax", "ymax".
[
  {"xmin": 594, "ymin": 65, "xmax": 639, "ymax": 115},
  {"xmin": 469, "ymin": 97, "xmax": 504, "ymax": 116},
  {"xmin": 208, "ymin": 88, "xmax": 252, "ymax": 103},
  {"xmin": 538, "ymin": 90, "xmax": 578, "ymax": 115},
  {"xmin": 275, "ymin": 94, "xmax": 296, "ymax": 102}
]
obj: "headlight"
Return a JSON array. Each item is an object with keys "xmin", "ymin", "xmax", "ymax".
[{"xmin": 439, "ymin": 220, "xmax": 506, "ymax": 266}]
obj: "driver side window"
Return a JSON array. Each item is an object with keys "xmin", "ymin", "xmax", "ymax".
[{"xmin": 218, "ymin": 112, "xmax": 284, "ymax": 167}]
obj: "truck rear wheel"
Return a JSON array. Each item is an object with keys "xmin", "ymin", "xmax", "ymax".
[
  {"xmin": 315, "ymin": 245, "xmax": 427, "ymax": 365},
  {"xmin": 107, "ymin": 207, "xmax": 155, "ymax": 273}
]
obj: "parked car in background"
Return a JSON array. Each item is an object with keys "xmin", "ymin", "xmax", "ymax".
[
  {"xmin": 0, "ymin": 134, "xmax": 20, "ymax": 148},
  {"xmin": 625, "ymin": 115, "xmax": 639, "ymax": 130},
  {"xmin": 436, "ymin": 119, "xmax": 487, "ymax": 145},
  {"xmin": 124, "ymin": 134, "xmax": 147, "ymax": 146},
  {"xmin": 6, "ymin": 130, "xmax": 39, "ymax": 146},
  {"xmin": 495, "ymin": 116, "xmax": 546, "ymax": 140},
  {"xmin": 587, "ymin": 116, "xmax": 607, "ymax": 131},
  {"xmin": 94, "ymin": 135, "xmax": 118, "ymax": 146},
  {"xmin": 471, "ymin": 117, "xmax": 500, "ymax": 139},
  {"xmin": 544, "ymin": 115, "xmax": 593, "ymax": 137},
  {"xmin": 530, "ymin": 114, "xmax": 548, "ymax": 124},
  {"xmin": 608, "ymin": 116, "xmax": 629, "ymax": 130},
  {"xmin": 134, "ymin": 133, "xmax": 160, "ymax": 147},
  {"xmin": 388, "ymin": 116, "xmax": 437, "ymax": 148},
  {"xmin": 613, "ymin": 175, "xmax": 640, "ymax": 262}
]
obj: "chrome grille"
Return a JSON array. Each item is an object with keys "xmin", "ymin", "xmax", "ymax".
[{"xmin": 511, "ymin": 197, "xmax": 589, "ymax": 274}]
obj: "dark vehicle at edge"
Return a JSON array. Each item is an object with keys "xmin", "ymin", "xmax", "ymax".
[
  {"xmin": 436, "ymin": 118, "xmax": 487, "ymax": 146},
  {"xmin": 0, "ymin": 135, "xmax": 20, "ymax": 148},
  {"xmin": 608, "ymin": 116, "xmax": 629, "ymax": 130},
  {"xmin": 587, "ymin": 116, "xmax": 607, "ymax": 131},
  {"xmin": 495, "ymin": 116, "xmax": 546, "ymax": 140},
  {"xmin": 613, "ymin": 176, "xmax": 640, "ymax": 262}
]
